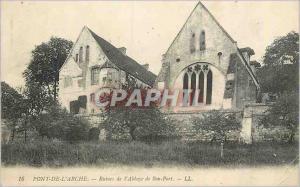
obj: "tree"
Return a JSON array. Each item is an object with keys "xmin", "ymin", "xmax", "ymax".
[
  {"xmin": 33, "ymin": 104, "xmax": 90, "ymax": 142},
  {"xmin": 100, "ymin": 88, "xmax": 175, "ymax": 141},
  {"xmin": 23, "ymin": 37, "xmax": 73, "ymax": 101},
  {"xmin": 1, "ymin": 82, "xmax": 50, "ymax": 142},
  {"xmin": 1, "ymin": 82, "xmax": 24, "ymax": 120},
  {"xmin": 257, "ymin": 31, "xmax": 299, "ymax": 94},
  {"xmin": 263, "ymin": 31, "xmax": 298, "ymax": 67},
  {"xmin": 192, "ymin": 110, "xmax": 241, "ymax": 157},
  {"xmin": 259, "ymin": 92, "xmax": 298, "ymax": 143},
  {"xmin": 15, "ymin": 83, "xmax": 55, "ymax": 142},
  {"xmin": 1, "ymin": 82, "xmax": 25, "ymax": 141},
  {"xmin": 102, "ymin": 106, "xmax": 175, "ymax": 141}
]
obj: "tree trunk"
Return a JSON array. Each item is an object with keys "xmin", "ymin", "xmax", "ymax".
[
  {"xmin": 11, "ymin": 129, "xmax": 15, "ymax": 142},
  {"xmin": 46, "ymin": 84, "xmax": 53, "ymax": 102},
  {"xmin": 24, "ymin": 129, "xmax": 27, "ymax": 143},
  {"xmin": 24, "ymin": 116, "xmax": 28, "ymax": 143},
  {"xmin": 288, "ymin": 132, "xmax": 295, "ymax": 144},
  {"xmin": 53, "ymin": 60, "xmax": 59, "ymax": 101},
  {"xmin": 220, "ymin": 142, "xmax": 224, "ymax": 158},
  {"xmin": 129, "ymin": 127, "xmax": 136, "ymax": 141},
  {"xmin": 53, "ymin": 79, "xmax": 57, "ymax": 101}
]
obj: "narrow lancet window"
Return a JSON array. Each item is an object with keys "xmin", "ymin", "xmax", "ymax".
[{"xmin": 200, "ymin": 31, "xmax": 206, "ymax": 51}]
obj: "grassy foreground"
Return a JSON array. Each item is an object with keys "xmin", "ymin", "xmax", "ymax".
[{"xmin": 1, "ymin": 141, "xmax": 298, "ymax": 167}]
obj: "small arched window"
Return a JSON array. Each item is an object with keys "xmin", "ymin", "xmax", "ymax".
[
  {"xmin": 200, "ymin": 31, "xmax": 206, "ymax": 51},
  {"xmin": 190, "ymin": 72, "xmax": 196, "ymax": 105},
  {"xmin": 206, "ymin": 70, "xmax": 212, "ymax": 104},
  {"xmin": 85, "ymin": 45, "xmax": 90, "ymax": 62},
  {"xmin": 198, "ymin": 71, "xmax": 204, "ymax": 103},
  {"xmin": 190, "ymin": 33, "xmax": 196, "ymax": 53},
  {"xmin": 79, "ymin": 47, "xmax": 83, "ymax": 63},
  {"xmin": 183, "ymin": 73, "xmax": 189, "ymax": 105}
]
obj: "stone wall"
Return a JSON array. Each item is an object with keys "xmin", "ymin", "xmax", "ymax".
[
  {"xmin": 163, "ymin": 103, "xmax": 293, "ymax": 143},
  {"xmin": 80, "ymin": 103, "xmax": 295, "ymax": 144},
  {"xmin": 165, "ymin": 110, "xmax": 242, "ymax": 141},
  {"xmin": 247, "ymin": 103, "xmax": 298, "ymax": 142}
]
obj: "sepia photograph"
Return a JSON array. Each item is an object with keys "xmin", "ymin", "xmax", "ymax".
[{"xmin": 0, "ymin": 0, "xmax": 299, "ymax": 186}]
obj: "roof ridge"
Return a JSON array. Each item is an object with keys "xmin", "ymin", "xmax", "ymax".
[{"xmin": 198, "ymin": 1, "xmax": 235, "ymax": 43}]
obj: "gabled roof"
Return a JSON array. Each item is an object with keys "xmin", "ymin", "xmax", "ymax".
[
  {"xmin": 88, "ymin": 28, "xmax": 157, "ymax": 86},
  {"xmin": 161, "ymin": 1, "xmax": 260, "ymax": 90},
  {"xmin": 165, "ymin": 1, "xmax": 235, "ymax": 55}
]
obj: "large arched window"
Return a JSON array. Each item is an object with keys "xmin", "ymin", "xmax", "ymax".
[
  {"xmin": 190, "ymin": 33, "xmax": 196, "ymax": 53},
  {"xmin": 182, "ymin": 63, "xmax": 213, "ymax": 106},
  {"xmin": 79, "ymin": 47, "xmax": 83, "ymax": 63},
  {"xmin": 85, "ymin": 45, "xmax": 90, "ymax": 62},
  {"xmin": 200, "ymin": 31, "xmax": 206, "ymax": 51},
  {"xmin": 190, "ymin": 72, "xmax": 196, "ymax": 105},
  {"xmin": 198, "ymin": 71, "xmax": 204, "ymax": 103},
  {"xmin": 206, "ymin": 70, "xmax": 212, "ymax": 104}
]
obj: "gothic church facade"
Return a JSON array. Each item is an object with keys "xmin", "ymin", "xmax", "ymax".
[{"xmin": 156, "ymin": 2, "xmax": 260, "ymax": 112}]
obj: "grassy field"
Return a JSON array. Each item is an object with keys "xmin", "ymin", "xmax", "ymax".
[{"xmin": 1, "ymin": 141, "xmax": 298, "ymax": 167}]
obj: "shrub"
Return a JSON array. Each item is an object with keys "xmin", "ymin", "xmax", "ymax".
[
  {"xmin": 102, "ymin": 107, "xmax": 176, "ymax": 142},
  {"xmin": 192, "ymin": 110, "xmax": 241, "ymax": 143},
  {"xmin": 33, "ymin": 104, "xmax": 90, "ymax": 142},
  {"xmin": 259, "ymin": 92, "xmax": 299, "ymax": 143},
  {"xmin": 192, "ymin": 110, "xmax": 241, "ymax": 158},
  {"xmin": 88, "ymin": 127, "xmax": 100, "ymax": 141}
]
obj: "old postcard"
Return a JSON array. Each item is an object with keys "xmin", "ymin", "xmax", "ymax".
[{"xmin": 1, "ymin": 0, "xmax": 299, "ymax": 186}]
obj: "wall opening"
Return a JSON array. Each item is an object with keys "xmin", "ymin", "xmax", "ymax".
[
  {"xmin": 183, "ymin": 72, "xmax": 189, "ymax": 104},
  {"xmin": 200, "ymin": 31, "xmax": 206, "ymax": 51},
  {"xmin": 198, "ymin": 71, "xmax": 204, "ymax": 103},
  {"xmin": 190, "ymin": 72, "xmax": 196, "ymax": 105},
  {"xmin": 206, "ymin": 70, "xmax": 213, "ymax": 104}
]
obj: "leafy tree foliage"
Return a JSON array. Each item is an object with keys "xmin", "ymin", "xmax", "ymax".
[
  {"xmin": 21, "ymin": 82, "xmax": 53, "ymax": 117},
  {"xmin": 1, "ymin": 82, "xmax": 27, "ymax": 141},
  {"xmin": 100, "ymin": 88, "xmax": 175, "ymax": 141},
  {"xmin": 257, "ymin": 31, "xmax": 299, "ymax": 94},
  {"xmin": 23, "ymin": 37, "xmax": 73, "ymax": 102},
  {"xmin": 88, "ymin": 127, "xmax": 100, "ymax": 141},
  {"xmin": 33, "ymin": 104, "xmax": 90, "ymax": 142},
  {"xmin": 192, "ymin": 110, "xmax": 241, "ymax": 143},
  {"xmin": 192, "ymin": 110, "xmax": 241, "ymax": 157},
  {"xmin": 263, "ymin": 31, "xmax": 298, "ymax": 67},
  {"xmin": 1, "ymin": 82, "xmax": 24, "ymax": 120},
  {"xmin": 259, "ymin": 92, "xmax": 298, "ymax": 143},
  {"xmin": 102, "ymin": 106, "xmax": 175, "ymax": 141}
]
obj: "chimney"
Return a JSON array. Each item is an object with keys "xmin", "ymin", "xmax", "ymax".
[
  {"xmin": 142, "ymin": 64, "xmax": 149, "ymax": 70},
  {"xmin": 118, "ymin": 47, "xmax": 126, "ymax": 55},
  {"xmin": 240, "ymin": 47, "xmax": 255, "ymax": 65}
]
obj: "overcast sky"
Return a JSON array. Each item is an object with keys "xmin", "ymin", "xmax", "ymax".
[{"xmin": 1, "ymin": 0, "xmax": 299, "ymax": 88}]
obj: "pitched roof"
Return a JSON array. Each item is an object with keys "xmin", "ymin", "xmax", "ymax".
[
  {"xmin": 165, "ymin": 1, "xmax": 235, "ymax": 55},
  {"xmin": 88, "ymin": 28, "xmax": 157, "ymax": 86}
]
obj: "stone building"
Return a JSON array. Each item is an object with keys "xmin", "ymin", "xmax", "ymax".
[
  {"xmin": 58, "ymin": 2, "xmax": 264, "ymax": 143},
  {"xmin": 156, "ymin": 2, "xmax": 261, "ymax": 112},
  {"xmin": 59, "ymin": 26, "xmax": 156, "ymax": 114}
]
